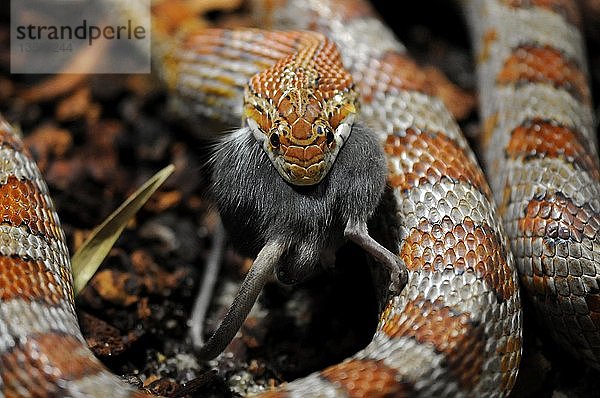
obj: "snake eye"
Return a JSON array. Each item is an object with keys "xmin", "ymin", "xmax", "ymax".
[
  {"xmin": 326, "ymin": 128, "xmax": 335, "ymax": 145},
  {"xmin": 270, "ymin": 132, "xmax": 280, "ymax": 148}
]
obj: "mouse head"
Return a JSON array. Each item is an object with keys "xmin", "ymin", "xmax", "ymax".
[{"xmin": 243, "ymin": 35, "xmax": 357, "ymax": 186}]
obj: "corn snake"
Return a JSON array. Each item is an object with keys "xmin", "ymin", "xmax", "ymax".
[{"xmin": 0, "ymin": 0, "xmax": 598, "ymax": 396}]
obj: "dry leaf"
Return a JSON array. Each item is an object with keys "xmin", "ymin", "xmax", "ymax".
[{"xmin": 72, "ymin": 164, "xmax": 176, "ymax": 294}]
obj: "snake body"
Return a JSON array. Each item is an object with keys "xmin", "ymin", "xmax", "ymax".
[
  {"xmin": 229, "ymin": 1, "xmax": 520, "ymax": 396},
  {"xmin": 3, "ymin": 0, "xmax": 597, "ymax": 396},
  {"xmin": 463, "ymin": 0, "xmax": 600, "ymax": 368},
  {"xmin": 0, "ymin": 119, "xmax": 146, "ymax": 397}
]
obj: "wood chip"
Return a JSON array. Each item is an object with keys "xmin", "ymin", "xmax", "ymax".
[{"xmin": 55, "ymin": 87, "xmax": 92, "ymax": 122}]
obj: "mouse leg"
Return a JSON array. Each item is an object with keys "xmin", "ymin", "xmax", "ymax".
[
  {"xmin": 344, "ymin": 219, "xmax": 407, "ymax": 294},
  {"xmin": 189, "ymin": 215, "xmax": 226, "ymax": 349},
  {"xmin": 194, "ymin": 239, "xmax": 287, "ymax": 360}
]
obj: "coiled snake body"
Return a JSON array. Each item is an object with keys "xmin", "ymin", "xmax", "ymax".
[
  {"xmin": 465, "ymin": 0, "xmax": 600, "ymax": 368},
  {"xmin": 0, "ymin": 0, "xmax": 596, "ymax": 396}
]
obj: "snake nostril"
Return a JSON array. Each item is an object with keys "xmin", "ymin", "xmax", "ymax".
[{"xmin": 270, "ymin": 132, "xmax": 280, "ymax": 148}]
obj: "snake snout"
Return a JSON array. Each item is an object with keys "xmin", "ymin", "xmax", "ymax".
[
  {"xmin": 286, "ymin": 161, "xmax": 327, "ymax": 185},
  {"xmin": 277, "ymin": 141, "xmax": 327, "ymax": 184}
]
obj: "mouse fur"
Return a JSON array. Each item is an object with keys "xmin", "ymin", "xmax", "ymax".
[{"xmin": 210, "ymin": 123, "xmax": 388, "ymax": 285}]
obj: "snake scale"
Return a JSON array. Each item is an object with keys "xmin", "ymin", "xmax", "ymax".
[
  {"xmin": 0, "ymin": 0, "xmax": 597, "ymax": 396},
  {"xmin": 465, "ymin": 0, "xmax": 600, "ymax": 369}
]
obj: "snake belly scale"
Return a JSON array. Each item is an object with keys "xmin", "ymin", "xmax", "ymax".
[{"xmin": 0, "ymin": 0, "xmax": 538, "ymax": 396}]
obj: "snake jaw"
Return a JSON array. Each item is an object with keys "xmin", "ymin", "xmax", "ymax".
[
  {"xmin": 334, "ymin": 115, "xmax": 353, "ymax": 146},
  {"xmin": 246, "ymin": 107, "xmax": 357, "ymax": 186},
  {"xmin": 258, "ymin": 126, "xmax": 351, "ymax": 186}
]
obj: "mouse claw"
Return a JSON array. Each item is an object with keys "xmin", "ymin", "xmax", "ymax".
[{"xmin": 388, "ymin": 258, "xmax": 407, "ymax": 294}]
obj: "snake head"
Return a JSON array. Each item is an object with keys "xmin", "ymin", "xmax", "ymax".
[{"xmin": 243, "ymin": 39, "xmax": 358, "ymax": 186}]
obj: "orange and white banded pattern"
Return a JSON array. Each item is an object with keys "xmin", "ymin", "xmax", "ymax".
[
  {"xmin": 240, "ymin": 0, "xmax": 521, "ymax": 396},
  {"xmin": 0, "ymin": 118, "xmax": 148, "ymax": 397},
  {"xmin": 464, "ymin": 0, "xmax": 600, "ymax": 368},
  {"xmin": 0, "ymin": 0, "xmax": 536, "ymax": 397}
]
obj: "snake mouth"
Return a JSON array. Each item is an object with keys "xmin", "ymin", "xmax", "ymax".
[
  {"xmin": 282, "ymin": 160, "xmax": 328, "ymax": 185},
  {"xmin": 279, "ymin": 143, "xmax": 329, "ymax": 185}
]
